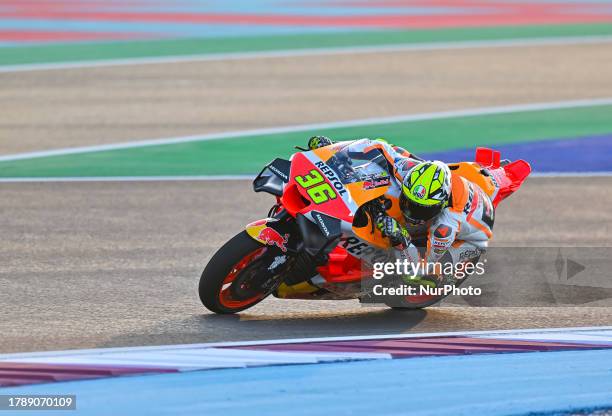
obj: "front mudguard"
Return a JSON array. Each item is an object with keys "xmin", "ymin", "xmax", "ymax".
[
  {"xmin": 245, "ymin": 218, "xmax": 297, "ymax": 254},
  {"xmin": 245, "ymin": 210, "xmax": 342, "ymax": 259}
]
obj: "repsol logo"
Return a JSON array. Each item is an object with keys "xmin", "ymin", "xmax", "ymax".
[
  {"xmin": 340, "ymin": 236, "xmax": 394, "ymax": 264},
  {"xmin": 314, "ymin": 161, "xmax": 347, "ymax": 196}
]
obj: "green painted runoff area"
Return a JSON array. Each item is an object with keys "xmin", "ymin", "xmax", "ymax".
[
  {"xmin": 2, "ymin": 24, "xmax": 612, "ymax": 66},
  {"xmin": 1, "ymin": 105, "xmax": 611, "ymax": 177}
]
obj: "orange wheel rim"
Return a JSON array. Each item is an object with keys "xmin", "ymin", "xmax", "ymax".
[{"xmin": 218, "ymin": 247, "xmax": 267, "ymax": 309}]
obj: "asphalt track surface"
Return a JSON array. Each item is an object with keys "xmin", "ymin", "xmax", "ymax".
[
  {"xmin": 2, "ymin": 43, "xmax": 612, "ymax": 154},
  {"xmin": 2, "ymin": 37, "xmax": 612, "ymax": 355},
  {"xmin": 2, "ymin": 177, "xmax": 611, "ymax": 354}
]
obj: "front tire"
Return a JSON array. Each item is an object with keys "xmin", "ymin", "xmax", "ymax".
[{"xmin": 199, "ymin": 231, "xmax": 271, "ymax": 314}]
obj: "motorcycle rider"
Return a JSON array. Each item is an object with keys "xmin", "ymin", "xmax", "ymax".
[{"xmin": 307, "ymin": 136, "xmax": 493, "ymax": 277}]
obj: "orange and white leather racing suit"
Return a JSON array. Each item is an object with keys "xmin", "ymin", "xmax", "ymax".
[{"xmin": 347, "ymin": 138, "xmax": 494, "ymax": 266}]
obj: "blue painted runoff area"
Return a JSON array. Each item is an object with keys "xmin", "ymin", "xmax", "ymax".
[
  {"xmin": 3, "ymin": 349, "xmax": 612, "ymax": 416},
  {"xmin": 420, "ymin": 133, "xmax": 612, "ymax": 173}
]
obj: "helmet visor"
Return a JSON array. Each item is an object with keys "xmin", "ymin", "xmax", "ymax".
[{"xmin": 400, "ymin": 195, "xmax": 443, "ymax": 223}]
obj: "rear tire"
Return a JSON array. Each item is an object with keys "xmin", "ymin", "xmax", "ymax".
[
  {"xmin": 199, "ymin": 231, "xmax": 270, "ymax": 314},
  {"xmin": 387, "ymin": 271, "xmax": 471, "ymax": 310}
]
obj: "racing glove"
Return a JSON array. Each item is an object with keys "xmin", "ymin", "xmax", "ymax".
[
  {"xmin": 308, "ymin": 136, "xmax": 333, "ymax": 150},
  {"xmin": 375, "ymin": 213, "xmax": 410, "ymax": 249}
]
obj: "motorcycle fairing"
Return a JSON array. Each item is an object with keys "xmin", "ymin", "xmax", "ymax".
[
  {"xmin": 284, "ymin": 150, "xmax": 398, "ymax": 248},
  {"xmin": 244, "ymin": 212, "xmax": 345, "ymax": 263},
  {"xmin": 309, "ymin": 210, "xmax": 342, "ymax": 241},
  {"xmin": 249, "ymin": 149, "xmax": 398, "ymax": 296},
  {"xmin": 284, "ymin": 150, "xmax": 397, "ymax": 218},
  {"xmin": 295, "ymin": 213, "xmax": 341, "ymax": 259},
  {"xmin": 449, "ymin": 147, "xmax": 532, "ymax": 209},
  {"xmin": 246, "ymin": 218, "xmax": 292, "ymax": 253},
  {"xmin": 478, "ymin": 149, "xmax": 531, "ymax": 208},
  {"xmin": 275, "ymin": 280, "xmax": 321, "ymax": 299},
  {"xmin": 281, "ymin": 152, "xmax": 354, "ymax": 221},
  {"xmin": 253, "ymin": 158, "xmax": 292, "ymax": 196}
]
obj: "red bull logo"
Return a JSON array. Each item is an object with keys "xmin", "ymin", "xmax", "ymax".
[
  {"xmin": 257, "ymin": 227, "xmax": 289, "ymax": 252},
  {"xmin": 246, "ymin": 220, "xmax": 290, "ymax": 252},
  {"xmin": 363, "ymin": 176, "xmax": 391, "ymax": 190}
]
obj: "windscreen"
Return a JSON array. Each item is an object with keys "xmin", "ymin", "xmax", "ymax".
[{"xmin": 321, "ymin": 144, "xmax": 392, "ymax": 185}]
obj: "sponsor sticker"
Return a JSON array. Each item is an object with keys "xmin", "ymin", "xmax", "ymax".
[
  {"xmin": 413, "ymin": 185, "xmax": 426, "ymax": 199},
  {"xmin": 363, "ymin": 175, "xmax": 391, "ymax": 190},
  {"xmin": 432, "ymin": 238, "xmax": 450, "ymax": 249},
  {"xmin": 459, "ymin": 248, "xmax": 483, "ymax": 261},
  {"xmin": 314, "ymin": 161, "xmax": 348, "ymax": 197},
  {"xmin": 257, "ymin": 227, "xmax": 289, "ymax": 252},
  {"xmin": 434, "ymin": 224, "xmax": 452, "ymax": 238},
  {"xmin": 268, "ymin": 255, "xmax": 287, "ymax": 271}
]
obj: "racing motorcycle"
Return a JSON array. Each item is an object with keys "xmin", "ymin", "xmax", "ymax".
[{"xmin": 199, "ymin": 142, "xmax": 531, "ymax": 314}]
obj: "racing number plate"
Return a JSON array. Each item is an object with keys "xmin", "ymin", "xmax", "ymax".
[{"xmin": 295, "ymin": 169, "xmax": 337, "ymax": 204}]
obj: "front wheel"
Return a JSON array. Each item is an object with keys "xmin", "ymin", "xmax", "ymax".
[{"xmin": 199, "ymin": 231, "xmax": 273, "ymax": 314}]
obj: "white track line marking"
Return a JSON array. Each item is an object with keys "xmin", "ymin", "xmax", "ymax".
[
  {"xmin": 1, "ymin": 97, "xmax": 612, "ymax": 163},
  {"xmin": 1, "ymin": 35, "xmax": 612, "ymax": 74},
  {"xmin": 0, "ymin": 172, "xmax": 610, "ymax": 183},
  {"xmin": 1, "ymin": 326, "xmax": 610, "ymax": 360}
]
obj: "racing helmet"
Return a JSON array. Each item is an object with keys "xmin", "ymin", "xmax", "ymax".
[{"xmin": 400, "ymin": 161, "xmax": 451, "ymax": 224}]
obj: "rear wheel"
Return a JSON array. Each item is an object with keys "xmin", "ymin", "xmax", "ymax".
[
  {"xmin": 385, "ymin": 275, "xmax": 446, "ymax": 310},
  {"xmin": 387, "ymin": 251, "xmax": 479, "ymax": 310},
  {"xmin": 387, "ymin": 269, "xmax": 472, "ymax": 310},
  {"xmin": 199, "ymin": 231, "xmax": 272, "ymax": 314}
]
